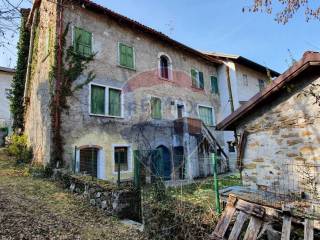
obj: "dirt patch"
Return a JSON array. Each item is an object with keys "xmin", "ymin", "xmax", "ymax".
[{"xmin": 0, "ymin": 148, "xmax": 146, "ymax": 240}]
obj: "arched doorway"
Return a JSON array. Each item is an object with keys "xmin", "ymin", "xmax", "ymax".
[{"xmin": 151, "ymin": 145, "xmax": 172, "ymax": 180}]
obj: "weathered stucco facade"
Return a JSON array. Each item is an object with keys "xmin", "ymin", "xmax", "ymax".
[
  {"xmin": 61, "ymin": 5, "xmax": 222, "ymax": 181},
  {"xmin": 215, "ymin": 59, "xmax": 276, "ymax": 171},
  {"xmin": 25, "ymin": 0, "xmax": 228, "ymax": 182},
  {"xmin": 0, "ymin": 68, "xmax": 14, "ymax": 127}
]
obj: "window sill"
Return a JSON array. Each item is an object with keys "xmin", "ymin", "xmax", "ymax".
[
  {"xmin": 118, "ymin": 64, "xmax": 136, "ymax": 71},
  {"xmin": 89, "ymin": 113, "xmax": 124, "ymax": 119},
  {"xmin": 112, "ymin": 170, "xmax": 132, "ymax": 175},
  {"xmin": 158, "ymin": 76, "xmax": 171, "ymax": 81},
  {"xmin": 191, "ymin": 86, "xmax": 205, "ymax": 91}
]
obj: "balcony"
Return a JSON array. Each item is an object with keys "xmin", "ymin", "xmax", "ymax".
[{"xmin": 173, "ymin": 117, "xmax": 202, "ymax": 135}]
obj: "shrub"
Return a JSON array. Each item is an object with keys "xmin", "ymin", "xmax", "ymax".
[
  {"xmin": 143, "ymin": 184, "xmax": 219, "ymax": 240},
  {"xmin": 7, "ymin": 134, "xmax": 33, "ymax": 164}
]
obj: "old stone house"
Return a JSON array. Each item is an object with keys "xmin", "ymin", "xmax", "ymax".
[
  {"xmin": 23, "ymin": 0, "xmax": 275, "ymax": 183},
  {"xmin": 217, "ymin": 52, "xmax": 320, "ymax": 213}
]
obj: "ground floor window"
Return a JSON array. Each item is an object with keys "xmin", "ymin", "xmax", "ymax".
[
  {"xmin": 79, "ymin": 147, "xmax": 98, "ymax": 177},
  {"xmin": 114, "ymin": 146, "xmax": 129, "ymax": 172}
]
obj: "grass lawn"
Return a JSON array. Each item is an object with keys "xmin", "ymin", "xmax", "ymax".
[
  {"xmin": 167, "ymin": 175, "xmax": 242, "ymax": 210},
  {"xmin": 0, "ymin": 148, "xmax": 146, "ymax": 240}
]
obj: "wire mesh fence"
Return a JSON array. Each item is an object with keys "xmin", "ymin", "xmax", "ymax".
[{"xmin": 236, "ymin": 163, "xmax": 320, "ymax": 219}]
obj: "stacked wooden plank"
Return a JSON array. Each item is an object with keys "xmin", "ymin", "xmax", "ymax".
[{"xmin": 211, "ymin": 194, "xmax": 317, "ymax": 240}]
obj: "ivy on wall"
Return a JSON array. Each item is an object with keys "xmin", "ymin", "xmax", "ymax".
[
  {"xmin": 8, "ymin": 12, "xmax": 30, "ymax": 131},
  {"xmin": 50, "ymin": 23, "xmax": 95, "ymax": 167}
]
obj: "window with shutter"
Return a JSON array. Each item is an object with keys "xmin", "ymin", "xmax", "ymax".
[
  {"xmin": 199, "ymin": 72, "xmax": 204, "ymax": 89},
  {"xmin": 198, "ymin": 106, "xmax": 214, "ymax": 126},
  {"xmin": 114, "ymin": 147, "xmax": 129, "ymax": 172},
  {"xmin": 191, "ymin": 69, "xmax": 204, "ymax": 89},
  {"xmin": 211, "ymin": 76, "xmax": 219, "ymax": 94},
  {"xmin": 191, "ymin": 69, "xmax": 198, "ymax": 87},
  {"xmin": 91, "ymin": 85, "xmax": 105, "ymax": 115},
  {"xmin": 151, "ymin": 97, "xmax": 162, "ymax": 119},
  {"xmin": 109, "ymin": 88, "xmax": 122, "ymax": 117},
  {"xmin": 74, "ymin": 27, "xmax": 92, "ymax": 57},
  {"xmin": 119, "ymin": 43, "xmax": 134, "ymax": 69}
]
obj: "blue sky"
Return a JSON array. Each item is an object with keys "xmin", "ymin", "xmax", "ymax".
[{"xmin": 1, "ymin": 0, "xmax": 319, "ymax": 73}]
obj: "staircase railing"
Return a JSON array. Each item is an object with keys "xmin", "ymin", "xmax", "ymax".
[{"xmin": 201, "ymin": 122, "xmax": 230, "ymax": 172}]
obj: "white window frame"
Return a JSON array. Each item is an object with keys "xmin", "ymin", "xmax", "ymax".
[
  {"xmin": 112, "ymin": 144, "xmax": 133, "ymax": 174},
  {"xmin": 242, "ymin": 74, "xmax": 248, "ymax": 87},
  {"xmin": 157, "ymin": 52, "xmax": 173, "ymax": 80},
  {"xmin": 197, "ymin": 104, "xmax": 215, "ymax": 126},
  {"xmin": 191, "ymin": 68, "xmax": 204, "ymax": 89},
  {"xmin": 210, "ymin": 75, "xmax": 219, "ymax": 94},
  {"xmin": 118, "ymin": 42, "xmax": 136, "ymax": 70},
  {"xmin": 258, "ymin": 79, "xmax": 265, "ymax": 91},
  {"xmin": 75, "ymin": 146, "xmax": 106, "ymax": 180},
  {"xmin": 89, "ymin": 82, "xmax": 124, "ymax": 118}
]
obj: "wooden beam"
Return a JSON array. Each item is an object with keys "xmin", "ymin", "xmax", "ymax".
[
  {"xmin": 304, "ymin": 219, "xmax": 314, "ymax": 240},
  {"xmin": 243, "ymin": 216, "xmax": 263, "ymax": 240},
  {"xmin": 281, "ymin": 215, "xmax": 292, "ymax": 240},
  {"xmin": 228, "ymin": 211, "xmax": 249, "ymax": 240}
]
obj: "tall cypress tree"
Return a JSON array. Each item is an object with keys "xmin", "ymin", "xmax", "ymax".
[{"xmin": 8, "ymin": 10, "xmax": 30, "ymax": 131}]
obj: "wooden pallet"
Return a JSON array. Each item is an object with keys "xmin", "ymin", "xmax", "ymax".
[{"xmin": 211, "ymin": 194, "xmax": 316, "ymax": 240}]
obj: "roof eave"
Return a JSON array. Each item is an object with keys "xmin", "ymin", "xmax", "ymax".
[{"xmin": 76, "ymin": 0, "xmax": 222, "ymax": 65}]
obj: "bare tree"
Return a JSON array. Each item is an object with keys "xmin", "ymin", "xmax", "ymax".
[
  {"xmin": 245, "ymin": 0, "xmax": 320, "ymax": 24},
  {"xmin": 0, "ymin": 0, "xmax": 29, "ymax": 55}
]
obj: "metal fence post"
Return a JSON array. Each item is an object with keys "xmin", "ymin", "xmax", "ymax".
[
  {"xmin": 212, "ymin": 152, "xmax": 221, "ymax": 214},
  {"xmin": 133, "ymin": 150, "xmax": 141, "ymax": 189}
]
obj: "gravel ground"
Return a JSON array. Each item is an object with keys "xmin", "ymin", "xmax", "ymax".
[{"xmin": 0, "ymin": 148, "xmax": 146, "ymax": 240}]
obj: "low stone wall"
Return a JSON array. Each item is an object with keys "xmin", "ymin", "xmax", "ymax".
[{"xmin": 55, "ymin": 171, "xmax": 140, "ymax": 220}]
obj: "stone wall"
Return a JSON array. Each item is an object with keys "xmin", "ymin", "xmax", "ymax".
[
  {"xmin": 56, "ymin": 171, "xmax": 140, "ymax": 220},
  {"xmin": 237, "ymin": 71, "xmax": 320, "ymax": 199},
  {"xmin": 24, "ymin": 0, "xmax": 57, "ymax": 165}
]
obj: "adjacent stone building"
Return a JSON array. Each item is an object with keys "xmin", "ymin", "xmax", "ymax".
[
  {"xmin": 217, "ymin": 52, "xmax": 320, "ymax": 201},
  {"xmin": 23, "ymin": 0, "xmax": 276, "ymax": 183}
]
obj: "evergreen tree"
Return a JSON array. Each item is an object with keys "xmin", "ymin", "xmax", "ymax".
[{"xmin": 8, "ymin": 10, "xmax": 30, "ymax": 131}]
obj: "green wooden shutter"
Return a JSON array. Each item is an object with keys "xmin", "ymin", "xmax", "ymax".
[
  {"xmin": 119, "ymin": 43, "xmax": 127, "ymax": 66},
  {"xmin": 74, "ymin": 27, "xmax": 92, "ymax": 56},
  {"xmin": 199, "ymin": 72, "xmax": 204, "ymax": 89},
  {"xmin": 126, "ymin": 46, "xmax": 134, "ymax": 68},
  {"xmin": 151, "ymin": 97, "xmax": 162, "ymax": 119},
  {"xmin": 119, "ymin": 43, "xmax": 134, "ymax": 68},
  {"xmin": 191, "ymin": 69, "xmax": 197, "ymax": 87},
  {"xmin": 109, "ymin": 88, "xmax": 121, "ymax": 116},
  {"xmin": 91, "ymin": 85, "xmax": 105, "ymax": 115},
  {"xmin": 211, "ymin": 76, "xmax": 219, "ymax": 94}
]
